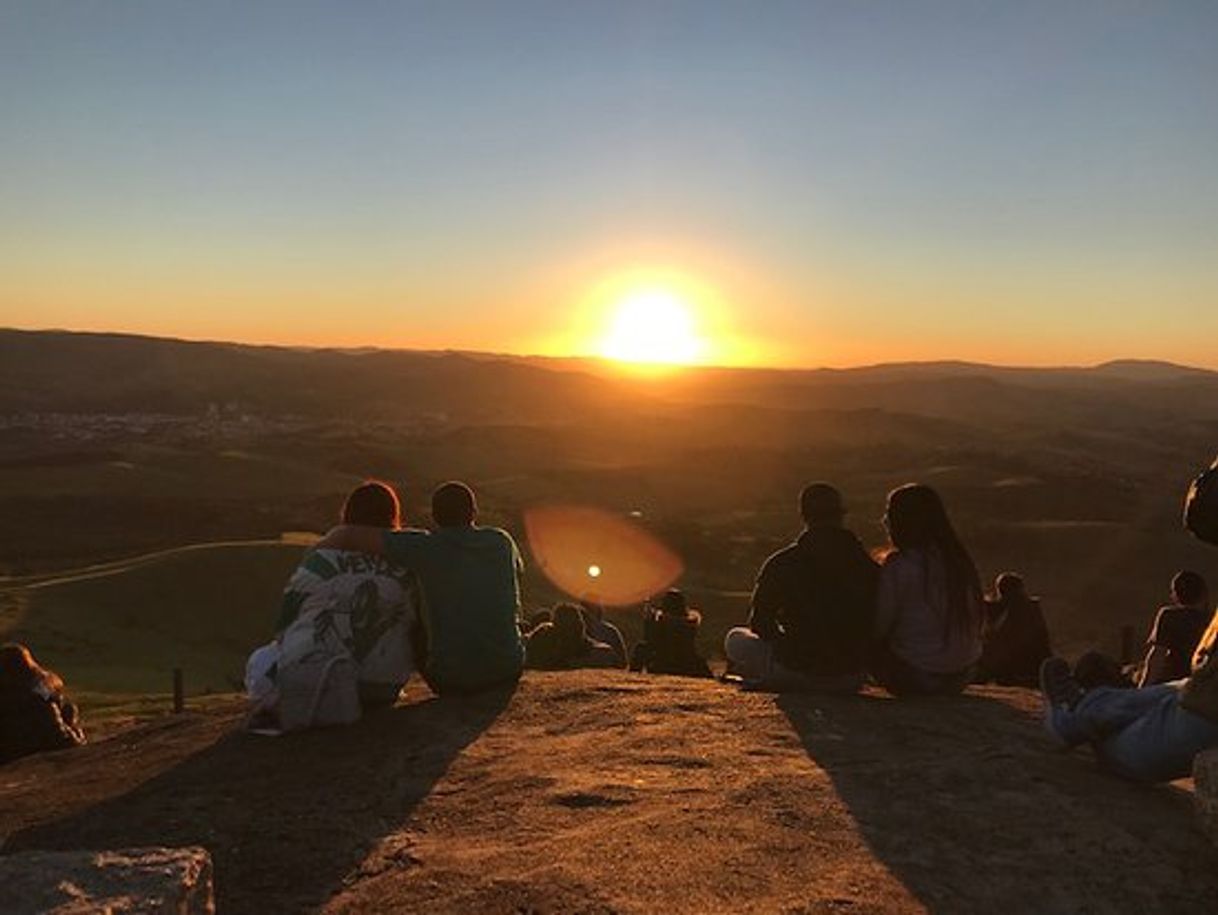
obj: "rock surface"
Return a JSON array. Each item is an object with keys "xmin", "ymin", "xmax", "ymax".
[
  {"xmin": 0, "ymin": 846, "xmax": 214, "ymax": 914},
  {"xmin": 1, "ymin": 671, "xmax": 1216, "ymax": 913},
  {"xmin": 1195, "ymin": 749, "xmax": 1218, "ymax": 846}
]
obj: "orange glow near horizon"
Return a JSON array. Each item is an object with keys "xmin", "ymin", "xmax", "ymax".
[{"xmin": 599, "ymin": 287, "xmax": 705, "ymax": 365}]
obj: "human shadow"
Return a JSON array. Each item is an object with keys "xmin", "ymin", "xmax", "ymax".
[
  {"xmin": 776, "ymin": 689, "xmax": 1218, "ymax": 913},
  {"xmin": 5, "ymin": 686, "xmax": 513, "ymax": 914}
]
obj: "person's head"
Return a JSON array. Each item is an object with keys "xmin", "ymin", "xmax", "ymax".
[
  {"xmin": 884, "ymin": 483, "xmax": 981, "ymax": 636},
  {"xmin": 995, "ymin": 572, "xmax": 1026, "ymax": 600},
  {"xmin": 1171, "ymin": 570, "xmax": 1209, "ymax": 607},
  {"xmin": 552, "ymin": 603, "xmax": 589, "ymax": 656},
  {"xmin": 800, "ymin": 482, "xmax": 845, "ymax": 527},
  {"xmin": 341, "ymin": 480, "xmax": 401, "ymax": 529},
  {"xmin": 0, "ymin": 643, "xmax": 61, "ymax": 693},
  {"xmin": 432, "ymin": 481, "xmax": 477, "ymax": 528},
  {"xmin": 660, "ymin": 588, "xmax": 687, "ymax": 616}
]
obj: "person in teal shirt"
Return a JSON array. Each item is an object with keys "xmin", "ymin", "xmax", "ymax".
[{"xmin": 317, "ymin": 481, "xmax": 524, "ymax": 696}]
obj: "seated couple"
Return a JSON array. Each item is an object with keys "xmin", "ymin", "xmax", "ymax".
[
  {"xmin": 523, "ymin": 590, "xmax": 712, "ymax": 679},
  {"xmin": 247, "ymin": 479, "xmax": 524, "ymax": 732},
  {"xmin": 726, "ymin": 482, "xmax": 1015, "ymax": 696}
]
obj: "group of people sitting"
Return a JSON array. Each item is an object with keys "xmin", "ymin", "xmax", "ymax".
[{"xmin": 5, "ymin": 457, "xmax": 1218, "ymax": 788}]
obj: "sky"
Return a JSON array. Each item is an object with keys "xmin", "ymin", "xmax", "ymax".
[{"xmin": 2, "ymin": 0, "xmax": 1216, "ymax": 368}]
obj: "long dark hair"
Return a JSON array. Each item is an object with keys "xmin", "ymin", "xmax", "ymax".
[
  {"xmin": 884, "ymin": 484, "xmax": 981, "ymax": 639},
  {"xmin": 0, "ymin": 643, "xmax": 63, "ymax": 694}
]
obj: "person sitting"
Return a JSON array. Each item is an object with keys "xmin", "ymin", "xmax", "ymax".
[
  {"xmin": 579, "ymin": 600, "xmax": 628, "ymax": 668},
  {"xmin": 0, "ymin": 643, "xmax": 86, "ymax": 764},
  {"xmin": 317, "ymin": 480, "xmax": 525, "ymax": 697},
  {"xmin": 1138, "ymin": 570, "xmax": 1212, "ymax": 687},
  {"xmin": 629, "ymin": 589, "xmax": 713, "ymax": 678},
  {"xmin": 526, "ymin": 603, "xmax": 620, "ymax": 670},
  {"xmin": 1039, "ymin": 610, "xmax": 1218, "ymax": 782},
  {"xmin": 975, "ymin": 572, "xmax": 1052, "ymax": 687},
  {"xmin": 724, "ymin": 482, "xmax": 878, "ymax": 691},
  {"xmin": 250, "ymin": 481, "xmax": 422, "ymax": 731},
  {"xmin": 871, "ymin": 484, "xmax": 984, "ymax": 696}
]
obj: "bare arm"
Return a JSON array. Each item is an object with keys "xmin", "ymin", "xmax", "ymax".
[
  {"xmin": 314, "ymin": 524, "xmax": 386, "ymax": 555},
  {"xmin": 1138, "ymin": 645, "xmax": 1172, "ymax": 687}
]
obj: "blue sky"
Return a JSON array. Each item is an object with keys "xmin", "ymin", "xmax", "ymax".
[{"xmin": 2, "ymin": 1, "xmax": 1216, "ymax": 366}]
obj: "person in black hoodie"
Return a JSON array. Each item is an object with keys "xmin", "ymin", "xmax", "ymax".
[
  {"xmin": 629, "ymin": 590, "xmax": 713, "ymax": 678},
  {"xmin": 725, "ymin": 483, "xmax": 879, "ymax": 690},
  {"xmin": 0, "ymin": 643, "xmax": 86, "ymax": 765}
]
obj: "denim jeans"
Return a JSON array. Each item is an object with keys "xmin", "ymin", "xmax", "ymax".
[{"xmin": 1052, "ymin": 681, "xmax": 1218, "ymax": 782}]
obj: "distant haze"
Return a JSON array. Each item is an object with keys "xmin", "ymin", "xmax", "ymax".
[{"xmin": 2, "ymin": 2, "xmax": 1216, "ymax": 368}]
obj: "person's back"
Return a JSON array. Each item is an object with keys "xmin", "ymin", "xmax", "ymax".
[
  {"xmin": 0, "ymin": 644, "xmax": 86, "ymax": 765},
  {"xmin": 978, "ymin": 573, "xmax": 1051, "ymax": 686},
  {"xmin": 581, "ymin": 602, "xmax": 628, "ymax": 668},
  {"xmin": 276, "ymin": 547, "xmax": 420, "ymax": 707},
  {"xmin": 1140, "ymin": 570, "xmax": 1211, "ymax": 686},
  {"xmin": 317, "ymin": 481, "xmax": 525, "ymax": 696},
  {"xmin": 388, "ymin": 525, "xmax": 525, "ymax": 693},
  {"xmin": 526, "ymin": 604, "xmax": 619, "ymax": 670},
  {"xmin": 879, "ymin": 547, "xmax": 982, "ymax": 675},
  {"xmin": 751, "ymin": 524, "xmax": 879, "ymax": 676},
  {"xmin": 632, "ymin": 591, "xmax": 712, "ymax": 678}
]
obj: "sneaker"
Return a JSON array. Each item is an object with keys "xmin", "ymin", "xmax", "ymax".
[{"xmin": 1039, "ymin": 657, "xmax": 1084, "ymax": 748}]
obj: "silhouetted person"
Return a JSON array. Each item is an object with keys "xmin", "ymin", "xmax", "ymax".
[
  {"xmin": 0, "ymin": 643, "xmax": 86, "ymax": 765},
  {"xmin": 318, "ymin": 480, "xmax": 524, "ymax": 696},
  {"xmin": 526, "ymin": 603, "xmax": 620, "ymax": 670},
  {"xmin": 724, "ymin": 483, "xmax": 878, "ymax": 690},
  {"xmin": 976, "ymin": 572, "xmax": 1052, "ymax": 687},
  {"xmin": 1138, "ymin": 570, "xmax": 1212, "ymax": 686},
  {"xmin": 630, "ymin": 590, "xmax": 713, "ymax": 678},
  {"xmin": 871, "ymin": 484, "xmax": 983, "ymax": 696},
  {"xmin": 579, "ymin": 600, "xmax": 628, "ymax": 668}
]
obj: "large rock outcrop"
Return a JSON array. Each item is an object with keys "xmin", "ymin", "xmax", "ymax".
[
  {"xmin": 1195, "ymin": 748, "xmax": 1218, "ymax": 846},
  {"xmin": 1, "ymin": 673, "xmax": 1216, "ymax": 913},
  {"xmin": 0, "ymin": 846, "xmax": 213, "ymax": 914}
]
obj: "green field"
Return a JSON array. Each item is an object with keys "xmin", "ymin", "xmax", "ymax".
[{"xmin": 0, "ymin": 541, "xmax": 306, "ymax": 706}]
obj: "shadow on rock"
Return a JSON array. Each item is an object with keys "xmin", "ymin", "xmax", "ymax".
[
  {"xmin": 776, "ymin": 689, "xmax": 1216, "ymax": 913},
  {"xmin": 5, "ymin": 686, "xmax": 514, "ymax": 914}
]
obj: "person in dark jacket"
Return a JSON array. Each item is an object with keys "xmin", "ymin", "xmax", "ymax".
[
  {"xmin": 630, "ymin": 590, "xmax": 713, "ymax": 678},
  {"xmin": 724, "ymin": 483, "xmax": 879, "ymax": 690},
  {"xmin": 975, "ymin": 572, "xmax": 1052, "ymax": 686},
  {"xmin": 0, "ymin": 643, "xmax": 86, "ymax": 765}
]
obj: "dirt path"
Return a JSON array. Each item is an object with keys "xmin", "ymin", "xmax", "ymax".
[{"xmin": 2, "ymin": 672, "xmax": 1215, "ymax": 913}]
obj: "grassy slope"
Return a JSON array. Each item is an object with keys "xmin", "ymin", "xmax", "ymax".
[{"xmin": 0, "ymin": 542, "xmax": 306, "ymax": 702}]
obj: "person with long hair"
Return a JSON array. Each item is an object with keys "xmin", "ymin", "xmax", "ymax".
[
  {"xmin": 871, "ymin": 484, "xmax": 983, "ymax": 696},
  {"xmin": 0, "ymin": 643, "xmax": 86, "ymax": 764}
]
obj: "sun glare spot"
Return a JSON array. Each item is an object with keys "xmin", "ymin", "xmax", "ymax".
[
  {"xmin": 599, "ymin": 289, "xmax": 705, "ymax": 366},
  {"xmin": 587, "ymin": 564, "xmax": 602, "ymax": 578}
]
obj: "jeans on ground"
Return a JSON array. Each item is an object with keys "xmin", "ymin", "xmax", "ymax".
[
  {"xmin": 1053, "ymin": 681, "xmax": 1218, "ymax": 782},
  {"xmin": 724, "ymin": 627, "xmax": 862, "ymax": 692}
]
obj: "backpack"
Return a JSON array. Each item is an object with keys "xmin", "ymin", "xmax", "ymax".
[{"xmin": 1184, "ymin": 455, "xmax": 1218, "ymax": 545}]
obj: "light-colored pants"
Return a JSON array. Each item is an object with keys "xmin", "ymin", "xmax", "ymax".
[
  {"xmin": 724, "ymin": 627, "xmax": 862, "ymax": 692},
  {"xmin": 1054, "ymin": 680, "xmax": 1218, "ymax": 782}
]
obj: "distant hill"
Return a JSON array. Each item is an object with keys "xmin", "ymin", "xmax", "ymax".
[{"xmin": 4, "ymin": 327, "xmax": 1218, "ymax": 427}]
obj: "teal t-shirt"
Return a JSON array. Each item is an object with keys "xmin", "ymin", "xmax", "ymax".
[{"xmin": 382, "ymin": 526, "xmax": 524, "ymax": 693}]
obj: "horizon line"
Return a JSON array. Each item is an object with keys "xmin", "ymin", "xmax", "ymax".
[{"xmin": 2, "ymin": 323, "xmax": 1215, "ymax": 377}]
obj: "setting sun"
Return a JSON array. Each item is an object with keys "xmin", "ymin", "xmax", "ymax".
[{"xmin": 599, "ymin": 288, "xmax": 706, "ymax": 366}]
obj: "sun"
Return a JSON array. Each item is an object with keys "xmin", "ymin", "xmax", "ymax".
[{"xmin": 599, "ymin": 288, "xmax": 705, "ymax": 366}]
